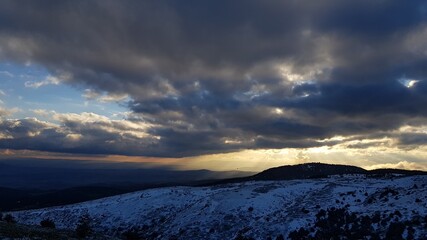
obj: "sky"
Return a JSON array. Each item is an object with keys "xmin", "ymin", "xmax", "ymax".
[{"xmin": 1, "ymin": 0, "xmax": 427, "ymax": 172}]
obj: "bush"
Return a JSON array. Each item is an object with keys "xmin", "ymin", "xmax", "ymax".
[
  {"xmin": 385, "ymin": 222, "xmax": 405, "ymax": 239},
  {"xmin": 40, "ymin": 218, "xmax": 56, "ymax": 228},
  {"xmin": 234, "ymin": 233, "xmax": 254, "ymax": 240},
  {"xmin": 275, "ymin": 234, "xmax": 285, "ymax": 240},
  {"xmin": 123, "ymin": 228, "xmax": 141, "ymax": 240},
  {"xmin": 75, "ymin": 214, "xmax": 92, "ymax": 238},
  {"xmin": 301, "ymin": 208, "xmax": 309, "ymax": 214},
  {"xmin": 288, "ymin": 228, "xmax": 309, "ymax": 240},
  {"xmin": 4, "ymin": 214, "xmax": 16, "ymax": 224},
  {"xmin": 289, "ymin": 207, "xmax": 425, "ymax": 240},
  {"xmin": 290, "ymin": 208, "xmax": 378, "ymax": 239}
]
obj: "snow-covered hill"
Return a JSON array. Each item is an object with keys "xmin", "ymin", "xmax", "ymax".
[{"xmin": 10, "ymin": 175, "xmax": 427, "ymax": 239}]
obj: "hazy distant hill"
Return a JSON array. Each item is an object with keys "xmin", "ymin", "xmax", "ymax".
[
  {"xmin": 369, "ymin": 168, "xmax": 427, "ymax": 176},
  {"xmin": 210, "ymin": 162, "xmax": 427, "ymax": 185},
  {"xmin": 0, "ymin": 159, "xmax": 253, "ymax": 189},
  {"xmin": 251, "ymin": 162, "xmax": 368, "ymax": 180},
  {"xmin": 0, "ymin": 186, "xmax": 131, "ymax": 211}
]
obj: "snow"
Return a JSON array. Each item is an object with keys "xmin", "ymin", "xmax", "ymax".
[{"xmin": 9, "ymin": 175, "xmax": 427, "ymax": 239}]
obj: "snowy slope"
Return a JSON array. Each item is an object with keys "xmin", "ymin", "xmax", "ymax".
[{"xmin": 10, "ymin": 175, "xmax": 427, "ymax": 239}]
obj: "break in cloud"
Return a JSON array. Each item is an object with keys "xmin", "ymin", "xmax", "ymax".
[{"xmin": 0, "ymin": 0, "xmax": 427, "ymax": 157}]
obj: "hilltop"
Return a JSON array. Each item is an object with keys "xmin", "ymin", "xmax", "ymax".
[{"xmin": 209, "ymin": 162, "xmax": 427, "ymax": 185}]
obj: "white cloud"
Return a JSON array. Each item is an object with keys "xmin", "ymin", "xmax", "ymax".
[
  {"xmin": 0, "ymin": 89, "xmax": 5, "ymax": 105},
  {"xmin": 25, "ymin": 75, "xmax": 60, "ymax": 88},
  {"xmin": 24, "ymin": 73, "xmax": 71, "ymax": 88},
  {"xmin": 0, "ymin": 106, "xmax": 20, "ymax": 117},
  {"xmin": 31, "ymin": 109, "xmax": 53, "ymax": 118},
  {"xmin": 82, "ymin": 89, "xmax": 129, "ymax": 103},
  {"xmin": 0, "ymin": 70, "xmax": 14, "ymax": 77},
  {"xmin": 366, "ymin": 161, "xmax": 427, "ymax": 171}
]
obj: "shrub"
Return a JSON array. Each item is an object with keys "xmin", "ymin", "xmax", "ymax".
[
  {"xmin": 4, "ymin": 214, "xmax": 16, "ymax": 224},
  {"xmin": 301, "ymin": 208, "xmax": 309, "ymax": 214},
  {"xmin": 289, "ymin": 208, "xmax": 426, "ymax": 239},
  {"xmin": 288, "ymin": 228, "xmax": 309, "ymax": 240},
  {"xmin": 275, "ymin": 234, "xmax": 285, "ymax": 240},
  {"xmin": 292, "ymin": 208, "xmax": 378, "ymax": 239},
  {"xmin": 385, "ymin": 222, "xmax": 405, "ymax": 239},
  {"xmin": 40, "ymin": 218, "xmax": 56, "ymax": 228},
  {"xmin": 372, "ymin": 212, "xmax": 381, "ymax": 223},
  {"xmin": 407, "ymin": 226, "xmax": 415, "ymax": 240},
  {"xmin": 75, "ymin": 214, "xmax": 92, "ymax": 238},
  {"xmin": 234, "ymin": 233, "xmax": 255, "ymax": 240},
  {"xmin": 123, "ymin": 227, "xmax": 141, "ymax": 240}
]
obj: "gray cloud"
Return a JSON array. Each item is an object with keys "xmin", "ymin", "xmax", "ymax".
[
  {"xmin": 0, "ymin": 1, "xmax": 427, "ymax": 156},
  {"xmin": 0, "ymin": 114, "xmax": 163, "ymax": 156}
]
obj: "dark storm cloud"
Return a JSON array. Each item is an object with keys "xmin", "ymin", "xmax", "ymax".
[
  {"xmin": 315, "ymin": 1, "xmax": 426, "ymax": 34},
  {"xmin": 286, "ymin": 81, "xmax": 427, "ymax": 116},
  {"xmin": 398, "ymin": 133, "xmax": 427, "ymax": 148},
  {"xmin": 1, "ymin": 0, "xmax": 427, "ymax": 156}
]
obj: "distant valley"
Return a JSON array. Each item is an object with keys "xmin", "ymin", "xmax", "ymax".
[{"xmin": 0, "ymin": 158, "xmax": 253, "ymax": 211}]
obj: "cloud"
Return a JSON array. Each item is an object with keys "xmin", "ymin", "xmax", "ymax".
[
  {"xmin": 0, "ymin": 71, "xmax": 14, "ymax": 77},
  {"xmin": 366, "ymin": 161, "xmax": 427, "ymax": 171},
  {"xmin": 0, "ymin": 107, "xmax": 427, "ymax": 157},
  {"xmin": 24, "ymin": 74, "xmax": 69, "ymax": 88},
  {"xmin": 3, "ymin": 1, "xmax": 425, "ymax": 88},
  {"xmin": 0, "ymin": 99, "xmax": 20, "ymax": 118},
  {"xmin": 82, "ymin": 89, "xmax": 129, "ymax": 103},
  {"xmin": 0, "ymin": 112, "xmax": 162, "ymax": 155},
  {"xmin": 0, "ymin": 1, "xmax": 427, "ymax": 157},
  {"xmin": 0, "ymin": 107, "xmax": 12, "ymax": 118},
  {"xmin": 0, "ymin": 89, "xmax": 5, "ymax": 97}
]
